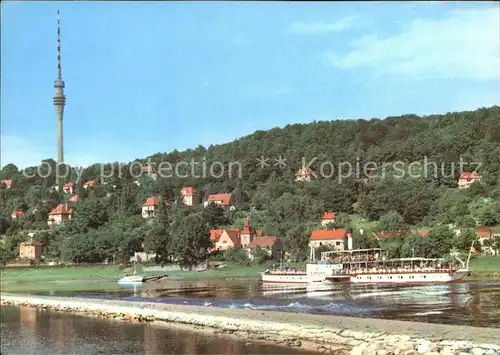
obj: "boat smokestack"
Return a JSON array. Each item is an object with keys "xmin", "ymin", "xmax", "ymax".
[{"xmin": 347, "ymin": 232, "xmax": 353, "ymax": 250}]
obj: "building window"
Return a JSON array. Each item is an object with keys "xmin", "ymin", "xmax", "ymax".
[{"xmin": 336, "ymin": 241, "xmax": 341, "ymax": 246}]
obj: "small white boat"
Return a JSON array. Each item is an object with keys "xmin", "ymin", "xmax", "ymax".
[
  {"xmin": 118, "ymin": 262, "xmax": 144, "ymax": 284},
  {"xmin": 117, "ymin": 275, "xmax": 144, "ymax": 284}
]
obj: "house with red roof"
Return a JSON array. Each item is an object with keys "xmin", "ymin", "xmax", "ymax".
[
  {"xmin": 213, "ymin": 229, "xmax": 242, "ymax": 251},
  {"xmin": 458, "ymin": 171, "xmax": 481, "ymax": 189},
  {"xmin": 83, "ymin": 180, "xmax": 97, "ymax": 189},
  {"xmin": 19, "ymin": 239, "xmax": 43, "ymax": 260},
  {"xmin": 141, "ymin": 195, "xmax": 170, "ymax": 218},
  {"xmin": 11, "ymin": 209, "xmax": 24, "ymax": 219},
  {"xmin": 209, "ymin": 219, "xmax": 273, "ymax": 255},
  {"xmin": 454, "ymin": 226, "xmax": 495, "ymax": 255},
  {"xmin": 210, "ymin": 229, "xmax": 224, "ymax": 242},
  {"xmin": 247, "ymin": 235, "xmax": 283, "ymax": 260},
  {"xmin": 47, "ymin": 204, "xmax": 74, "ymax": 226},
  {"xmin": 67, "ymin": 195, "xmax": 81, "ymax": 203},
  {"xmin": 181, "ymin": 186, "xmax": 199, "ymax": 206},
  {"xmin": 321, "ymin": 211, "xmax": 336, "ymax": 226},
  {"xmin": 1, "ymin": 179, "xmax": 12, "ymax": 189},
  {"xmin": 295, "ymin": 167, "xmax": 315, "ymax": 182},
  {"xmin": 63, "ymin": 182, "xmax": 75, "ymax": 194},
  {"xmin": 203, "ymin": 193, "xmax": 232, "ymax": 208},
  {"xmin": 309, "ymin": 228, "xmax": 352, "ymax": 250}
]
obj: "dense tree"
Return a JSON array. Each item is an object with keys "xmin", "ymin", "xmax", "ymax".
[
  {"xmin": 378, "ymin": 211, "xmax": 408, "ymax": 232},
  {"xmin": 143, "ymin": 200, "xmax": 171, "ymax": 263},
  {"xmin": 201, "ymin": 203, "xmax": 229, "ymax": 229},
  {"xmin": 170, "ymin": 214, "xmax": 211, "ymax": 269}
]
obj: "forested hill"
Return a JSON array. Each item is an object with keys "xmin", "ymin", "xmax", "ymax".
[
  {"xmin": 0, "ymin": 106, "xmax": 499, "ymax": 265},
  {"xmin": 144, "ymin": 105, "xmax": 500, "ymax": 182}
]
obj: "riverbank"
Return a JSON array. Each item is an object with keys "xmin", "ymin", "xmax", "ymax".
[{"xmin": 1, "ymin": 293, "xmax": 499, "ymax": 355}]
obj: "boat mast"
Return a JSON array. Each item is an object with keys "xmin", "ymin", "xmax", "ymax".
[{"xmin": 465, "ymin": 239, "xmax": 474, "ymax": 268}]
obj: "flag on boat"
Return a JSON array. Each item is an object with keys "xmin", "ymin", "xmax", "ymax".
[{"xmin": 471, "ymin": 246, "xmax": 478, "ymax": 253}]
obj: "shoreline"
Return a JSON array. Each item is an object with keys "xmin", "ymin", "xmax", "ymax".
[{"xmin": 1, "ymin": 293, "xmax": 499, "ymax": 354}]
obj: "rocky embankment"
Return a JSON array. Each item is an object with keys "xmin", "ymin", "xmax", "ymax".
[{"xmin": 1, "ymin": 293, "xmax": 499, "ymax": 355}]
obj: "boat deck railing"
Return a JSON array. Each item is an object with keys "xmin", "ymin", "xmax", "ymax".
[{"xmin": 330, "ymin": 266, "xmax": 461, "ymax": 275}]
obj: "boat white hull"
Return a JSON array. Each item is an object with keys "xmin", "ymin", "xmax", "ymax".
[
  {"xmin": 261, "ymin": 273, "xmax": 309, "ymax": 284},
  {"xmin": 326, "ymin": 269, "xmax": 469, "ymax": 284},
  {"xmin": 118, "ymin": 275, "xmax": 144, "ymax": 284}
]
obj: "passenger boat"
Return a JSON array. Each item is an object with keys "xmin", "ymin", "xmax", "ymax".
[
  {"xmin": 261, "ymin": 268, "xmax": 308, "ymax": 284},
  {"xmin": 261, "ymin": 241, "xmax": 472, "ymax": 286},
  {"xmin": 313, "ymin": 246, "xmax": 472, "ymax": 285}
]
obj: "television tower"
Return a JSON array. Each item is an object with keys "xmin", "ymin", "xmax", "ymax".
[{"xmin": 53, "ymin": 9, "xmax": 66, "ymax": 164}]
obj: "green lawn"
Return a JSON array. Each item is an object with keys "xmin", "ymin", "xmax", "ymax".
[
  {"xmin": 0, "ymin": 263, "xmax": 267, "ymax": 292},
  {"xmin": 468, "ymin": 255, "xmax": 500, "ymax": 272},
  {"xmin": 0, "ymin": 265, "xmax": 123, "ymax": 282}
]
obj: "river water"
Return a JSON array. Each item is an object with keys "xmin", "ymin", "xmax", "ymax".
[
  {"xmin": 2, "ymin": 280, "xmax": 500, "ymax": 354},
  {"xmin": 56, "ymin": 279, "xmax": 500, "ymax": 328},
  {"xmin": 0, "ymin": 306, "xmax": 309, "ymax": 354}
]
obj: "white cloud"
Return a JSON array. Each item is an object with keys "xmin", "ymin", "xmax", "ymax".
[
  {"xmin": 287, "ymin": 16, "xmax": 360, "ymax": 35},
  {"xmin": 323, "ymin": 7, "xmax": 500, "ymax": 80}
]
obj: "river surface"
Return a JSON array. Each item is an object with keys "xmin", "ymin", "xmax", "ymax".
[
  {"xmin": 0, "ymin": 305, "xmax": 308, "ymax": 354},
  {"xmin": 2, "ymin": 280, "xmax": 500, "ymax": 354},
  {"xmin": 28, "ymin": 279, "xmax": 500, "ymax": 328}
]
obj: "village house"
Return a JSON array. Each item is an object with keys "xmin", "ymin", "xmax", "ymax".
[
  {"xmin": 309, "ymin": 229, "xmax": 352, "ymax": 251},
  {"xmin": 83, "ymin": 180, "xmax": 97, "ymax": 189},
  {"xmin": 142, "ymin": 195, "xmax": 169, "ymax": 218},
  {"xmin": 63, "ymin": 182, "xmax": 74, "ymax": 194},
  {"xmin": 1, "ymin": 179, "xmax": 12, "ymax": 189},
  {"xmin": 209, "ymin": 219, "xmax": 281, "ymax": 260},
  {"xmin": 19, "ymin": 239, "xmax": 43, "ymax": 260},
  {"xmin": 211, "ymin": 229, "xmax": 242, "ymax": 251},
  {"xmin": 295, "ymin": 167, "xmax": 315, "ymax": 182},
  {"xmin": 458, "ymin": 171, "xmax": 481, "ymax": 189},
  {"xmin": 203, "ymin": 193, "xmax": 232, "ymax": 208},
  {"xmin": 11, "ymin": 209, "xmax": 24, "ymax": 219},
  {"xmin": 142, "ymin": 165, "xmax": 157, "ymax": 180},
  {"xmin": 47, "ymin": 204, "xmax": 74, "ymax": 226},
  {"xmin": 321, "ymin": 211, "xmax": 336, "ymax": 226},
  {"xmin": 454, "ymin": 226, "xmax": 495, "ymax": 255},
  {"xmin": 130, "ymin": 251, "xmax": 157, "ymax": 263},
  {"xmin": 181, "ymin": 186, "xmax": 199, "ymax": 206},
  {"xmin": 247, "ymin": 235, "xmax": 283, "ymax": 261},
  {"xmin": 67, "ymin": 195, "xmax": 81, "ymax": 203}
]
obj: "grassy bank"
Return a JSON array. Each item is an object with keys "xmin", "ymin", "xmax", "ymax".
[
  {"xmin": 0, "ymin": 263, "xmax": 268, "ymax": 292},
  {"xmin": 467, "ymin": 255, "xmax": 500, "ymax": 281}
]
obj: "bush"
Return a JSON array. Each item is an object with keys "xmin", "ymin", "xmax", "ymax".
[
  {"xmin": 252, "ymin": 247, "xmax": 270, "ymax": 264},
  {"xmin": 223, "ymin": 247, "xmax": 249, "ymax": 265}
]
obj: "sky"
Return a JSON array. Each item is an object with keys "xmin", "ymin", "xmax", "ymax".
[{"xmin": 1, "ymin": 1, "xmax": 499, "ymax": 169}]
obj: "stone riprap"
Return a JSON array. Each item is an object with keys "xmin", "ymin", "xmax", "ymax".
[{"xmin": 1, "ymin": 293, "xmax": 499, "ymax": 355}]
